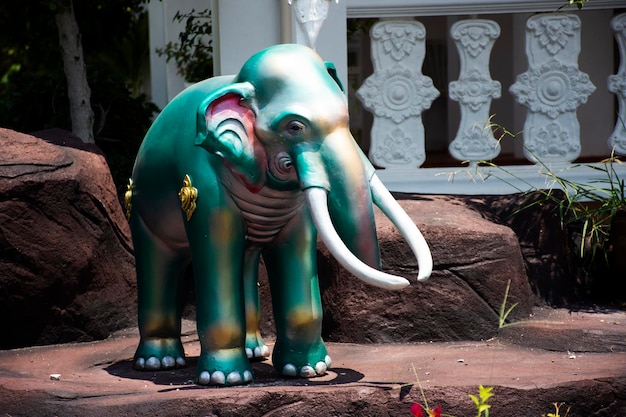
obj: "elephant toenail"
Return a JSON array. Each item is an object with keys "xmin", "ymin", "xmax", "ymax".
[
  {"xmin": 145, "ymin": 356, "xmax": 161, "ymax": 370},
  {"xmin": 245, "ymin": 347, "xmax": 253, "ymax": 358},
  {"xmin": 315, "ymin": 361, "xmax": 327, "ymax": 375},
  {"xmin": 162, "ymin": 356, "xmax": 175, "ymax": 368},
  {"xmin": 176, "ymin": 357, "xmax": 186, "ymax": 367},
  {"xmin": 198, "ymin": 371, "xmax": 211, "ymax": 385},
  {"xmin": 261, "ymin": 345, "xmax": 270, "ymax": 356},
  {"xmin": 134, "ymin": 358, "xmax": 145, "ymax": 369},
  {"xmin": 226, "ymin": 371, "xmax": 242, "ymax": 384},
  {"xmin": 253, "ymin": 347, "xmax": 262, "ymax": 357},
  {"xmin": 243, "ymin": 370, "xmax": 253, "ymax": 382},
  {"xmin": 211, "ymin": 371, "xmax": 226, "ymax": 385},
  {"xmin": 282, "ymin": 364, "xmax": 297, "ymax": 376},
  {"xmin": 299, "ymin": 365, "xmax": 316, "ymax": 377},
  {"xmin": 325, "ymin": 355, "xmax": 332, "ymax": 367}
]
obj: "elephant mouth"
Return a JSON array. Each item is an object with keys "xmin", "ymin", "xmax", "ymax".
[{"xmin": 304, "ymin": 182, "xmax": 432, "ymax": 290}]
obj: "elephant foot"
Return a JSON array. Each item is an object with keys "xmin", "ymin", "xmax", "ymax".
[
  {"xmin": 133, "ymin": 337, "xmax": 186, "ymax": 371},
  {"xmin": 272, "ymin": 339, "xmax": 331, "ymax": 378},
  {"xmin": 196, "ymin": 349, "xmax": 253, "ymax": 386},
  {"xmin": 245, "ymin": 331, "xmax": 270, "ymax": 362},
  {"xmin": 281, "ymin": 354, "xmax": 332, "ymax": 378}
]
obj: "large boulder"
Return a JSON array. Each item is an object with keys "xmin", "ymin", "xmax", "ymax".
[{"xmin": 0, "ymin": 128, "xmax": 136, "ymax": 348}]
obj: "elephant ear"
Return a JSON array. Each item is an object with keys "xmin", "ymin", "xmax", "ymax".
[
  {"xmin": 325, "ymin": 62, "xmax": 344, "ymax": 92},
  {"xmin": 195, "ymin": 82, "xmax": 267, "ymax": 192}
]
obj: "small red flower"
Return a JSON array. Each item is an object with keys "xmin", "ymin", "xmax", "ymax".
[
  {"xmin": 410, "ymin": 403, "xmax": 423, "ymax": 417},
  {"xmin": 410, "ymin": 403, "xmax": 443, "ymax": 417}
]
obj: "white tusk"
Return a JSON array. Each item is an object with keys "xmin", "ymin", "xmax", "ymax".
[
  {"xmin": 305, "ymin": 187, "xmax": 410, "ymax": 290},
  {"xmin": 369, "ymin": 174, "xmax": 433, "ymax": 281}
]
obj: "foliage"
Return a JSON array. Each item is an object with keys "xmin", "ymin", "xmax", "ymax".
[
  {"xmin": 156, "ymin": 8, "xmax": 213, "ymax": 83},
  {"xmin": 543, "ymin": 402, "xmax": 571, "ymax": 417},
  {"xmin": 497, "ymin": 280, "xmax": 519, "ymax": 330},
  {"xmin": 469, "ymin": 385, "xmax": 494, "ymax": 417},
  {"xmin": 560, "ymin": 0, "xmax": 589, "ymax": 10},
  {"xmin": 0, "ymin": 0, "xmax": 157, "ymax": 197},
  {"xmin": 474, "ymin": 116, "xmax": 625, "ymax": 267},
  {"xmin": 488, "ymin": 153, "xmax": 626, "ymax": 264}
]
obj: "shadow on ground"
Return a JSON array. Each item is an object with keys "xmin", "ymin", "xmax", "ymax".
[{"xmin": 105, "ymin": 359, "xmax": 365, "ymax": 390}]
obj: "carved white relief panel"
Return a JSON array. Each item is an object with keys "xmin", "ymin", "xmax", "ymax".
[
  {"xmin": 288, "ymin": 0, "xmax": 338, "ymax": 49},
  {"xmin": 449, "ymin": 19, "xmax": 502, "ymax": 163},
  {"xmin": 356, "ymin": 21, "xmax": 440, "ymax": 168},
  {"xmin": 510, "ymin": 13, "xmax": 595, "ymax": 163},
  {"xmin": 609, "ymin": 13, "xmax": 626, "ymax": 155}
]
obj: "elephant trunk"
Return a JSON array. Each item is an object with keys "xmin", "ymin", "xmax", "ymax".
[
  {"xmin": 304, "ymin": 187, "xmax": 410, "ymax": 290},
  {"xmin": 296, "ymin": 130, "xmax": 431, "ymax": 290}
]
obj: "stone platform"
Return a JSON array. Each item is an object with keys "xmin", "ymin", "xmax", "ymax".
[{"xmin": 0, "ymin": 308, "xmax": 624, "ymax": 417}]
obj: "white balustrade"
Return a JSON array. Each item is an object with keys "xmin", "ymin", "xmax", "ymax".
[
  {"xmin": 609, "ymin": 12, "xmax": 626, "ymax": 155},
  {"xmin": 356, "ymin": 21, "xmax": 440, "ymax": 169},
  {"xmin": 509, "ymin": 13, "xmax": 596, "ymax": 163},
  {"xmin": 448, "ymin": 19, "xmax": 502, "ymax": 164}
]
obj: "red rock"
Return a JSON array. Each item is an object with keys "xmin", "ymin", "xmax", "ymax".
[{"xmin": 0, "ymin": 128, "xmax": 136, "ymax": 348}]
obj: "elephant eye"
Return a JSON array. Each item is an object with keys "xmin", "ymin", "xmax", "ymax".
[{"xmin": 287, "ymin": 120, "xmax": 306, "ymax": 136}]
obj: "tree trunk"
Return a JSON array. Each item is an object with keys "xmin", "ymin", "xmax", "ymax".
[{"xmin": 55, "ymin": 0, "xmax": 95, "ymax": 143}]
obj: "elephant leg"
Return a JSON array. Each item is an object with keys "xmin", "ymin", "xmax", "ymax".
[
  {"xmin": 189, "ymin": 208, "xmax": 252, "ymax": 386},
  {"xmin": 243, "ymin": 249, "xmax": 270, "ymax": 361},
  {"xmin": 263, "ymin": 212, "xmax": 331, "ymax": 378},
  {"xmin": 132, "ymin": 214, "xmax": 186, "ymax": 371}
]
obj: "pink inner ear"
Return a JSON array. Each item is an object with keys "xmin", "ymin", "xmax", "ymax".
[{"xmin": 206, "ymin": 93, "xmax": 267, "ymax": 193}]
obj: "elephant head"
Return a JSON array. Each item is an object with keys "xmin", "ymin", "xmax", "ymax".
[{"xmin": 194, "ymin": 44, "xmax": 432, "ymax": 289}]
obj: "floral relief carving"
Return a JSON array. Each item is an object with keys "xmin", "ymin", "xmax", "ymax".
[
  {"xmin": 371, "ymin": 22, "xmax": 426, "ymax": 61},
  {"xmin": 609, "ymin": 13, "xmax": 626, "ymax": 154},
  {"xmin": 510, "ymin": 59, "xmax": 595, "ymax": 119},
  {"xmin": 356, "ymin": 66, "xmax": 439, "ymax": 123},
  {"xmin": 527, "ymin": 14, "xmax": 580, "ymax": 56},
  {"xmin": 452, "ymin": 23, "xmax": 500, "ymax": 58},
  {"xmin": 609, "ymin": 74, "xmax": 626, "ymax": 96},
  {"xmin": 358, "ymin": 20, "xmax": 434, "ymax": 168},
  {"xmin": 528, "ymin": 123, "xmax": 580, "ymax": 159},
  {"xmin": 372, "ymin": 127, "xmax": 424, "ymax": 165},
  {"xmin": 449, "ymin": 19, "xmax": 501, "ymax": 162},
  {"xmin": 449, "ymin": 69, "xmax": 501, "ymax": 112},
  {"xmin": 452, "ymin": 126, "xmax": 500, "ymax": 159}
]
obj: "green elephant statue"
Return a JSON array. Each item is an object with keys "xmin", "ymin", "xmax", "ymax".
[{"xmin": 126, "ymin": 44, "xmax": 432, "ymax": 386}]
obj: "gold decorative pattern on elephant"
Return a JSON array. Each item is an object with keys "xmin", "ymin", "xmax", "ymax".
[
  {"xmin": 124, "ymin": 178, "xmax": 133, "ymax": 220},
  {"xmin": 179, "ymin": 174, "xmax": 198, "ymax": 221}
]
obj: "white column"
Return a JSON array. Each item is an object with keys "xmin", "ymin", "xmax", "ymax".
[
  {"xmin": 211, "ymin": 0, "xmax": 282, "ymax": 75},
  {"xmin": 509, "ymin": 13, "xmax": 596, "ymax": 163},
  {"xmin": 609, "ymin": 12, "xmax": 626, "ymax": 155},
  {"xmin": 356, "ymin": 21, "xmax": 440, "ymax": 168},
  {"xmin": 448, "ymin": 19, "xmax": 502, "ymax": 164}
]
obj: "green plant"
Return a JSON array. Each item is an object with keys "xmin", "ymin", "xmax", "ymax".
[
  {"xmin": 469, "ymin": 385, "xmax": 494, "ymax": 417},
  {"xmin": 156, "ymin": 8, "xmax": 213, "ymax": 83},
  {"xmin": 492, "ymin": 153, "xmax": 626, "ymax": 264},
  {"xmin": 497, "ymin": 280, "xmax": 519, "ymax": 330},
  {"xmin": 543, "ymin": 402, "xmax": 571, "ymax": 417},
  {"xmin": 560, "ymin": 0, "xmax": 589, "ymax": 10},
  {"xmin": 472, "ymin": 118, "xmax": 626, "ymax": 266}
]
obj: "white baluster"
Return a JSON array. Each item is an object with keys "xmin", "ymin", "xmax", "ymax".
[
  {"xmin": 449, "ymin": 19, "xmax": 502, "ymax": 164},
  {"xmin": 510, "ymin": 13, "xmax": 596, "ymax": 163},
  {"xmin": 609, "ymin": 13, "xmax": 626, "ymax": 156},
  {"xmin": 356, "ymin": 21, "xmax": 440, "ymax": 169}
]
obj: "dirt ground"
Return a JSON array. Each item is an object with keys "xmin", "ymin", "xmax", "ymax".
[{"xmin": 1, "ymin": 307, "xmax": 625, "ymax": 417}]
